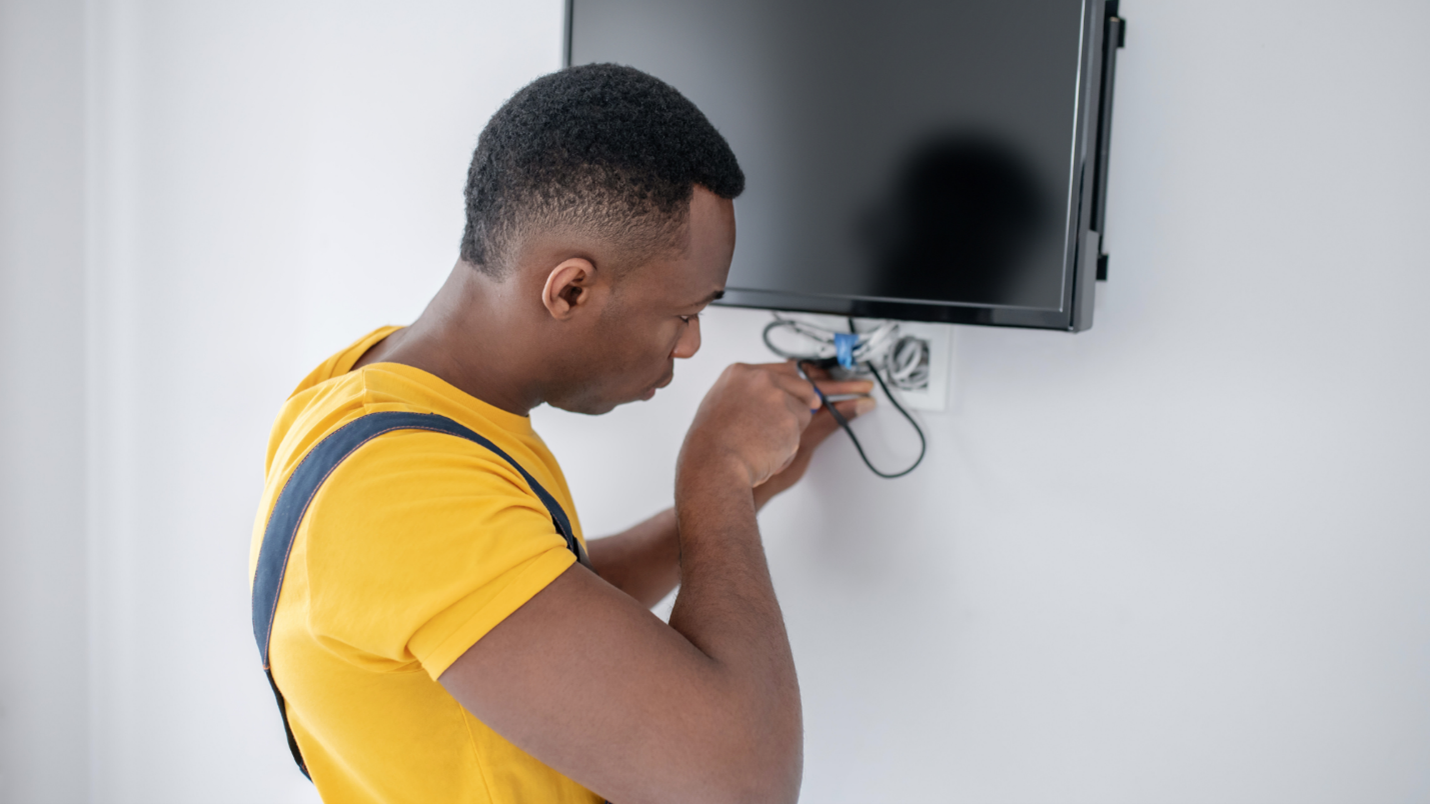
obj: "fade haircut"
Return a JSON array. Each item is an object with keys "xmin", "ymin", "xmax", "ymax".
[{"xmin": 460, "ymin": 63, "xmax": 745, "ymax": 278}]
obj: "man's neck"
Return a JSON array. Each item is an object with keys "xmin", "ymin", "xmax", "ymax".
[{"xmin": 355, "ymin": 262, "xmax": 546, "ymax": 416}]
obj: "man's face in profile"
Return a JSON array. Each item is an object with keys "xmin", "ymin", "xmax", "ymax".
[{"xmin": 548, "ymin": 187, "xmax": 736, "ymax": 416}]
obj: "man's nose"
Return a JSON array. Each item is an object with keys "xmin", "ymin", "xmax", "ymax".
[{"xmin": 672, "ymin": 316, "xmax": 701, "ymax": 359}]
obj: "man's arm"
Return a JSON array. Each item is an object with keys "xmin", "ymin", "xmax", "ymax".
[
  {"xmin": 586, "ymin": 368, "xmax": 873, "ymax": 609},
  {"xmin": 440, "ymin": 364, "xmax": 868, "ymax": 804},
  {"xmin": 584, "ymin": 508, "xmax": 680, "ymax": 608}
]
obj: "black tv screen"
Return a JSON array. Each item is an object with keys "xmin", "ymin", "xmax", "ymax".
[{"xmin": 568, "ymin": 0, "xmax": 1122, "ymax": 331}]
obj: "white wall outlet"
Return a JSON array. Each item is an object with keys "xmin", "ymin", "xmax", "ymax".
[{"xmin": 881, "ymin": 320, "xmax": 953, "ymax": 413}]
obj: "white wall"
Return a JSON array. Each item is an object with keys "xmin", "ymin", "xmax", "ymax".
[
  {"xmin": 2, "ymin": 1, "xmax": 1427, "ymax": 802},
  {"xmin": 8, "ymin": 1, "xmax": 565, "ymax": 801},
  {"xmin": 0, "ymin": 2, "xmax": 88, "ymax": 802}
]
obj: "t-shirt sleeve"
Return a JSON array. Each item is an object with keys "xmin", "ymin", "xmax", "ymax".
[{"xmin": 299, "ymin": 430, "xmax": 578, "ymax": 680}]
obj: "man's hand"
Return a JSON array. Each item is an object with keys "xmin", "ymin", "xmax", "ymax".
[
  {"xmin": 679, "ymin": 361, "xmax": 874, "ymax": 495},
  {"xmin": 753, "ymin": 363, "xmax": 875, "ymax": 508},
  {"xmin": 587, "ymin": 364, "xmax": 873, "ymax": 607}
]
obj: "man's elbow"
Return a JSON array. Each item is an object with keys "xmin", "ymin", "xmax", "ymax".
[
  {"xmin": 721, "ymin": 746, "xmax": 802, "ymax": 804},
  {"xmin": 690, "ymin": 705, "xmax": 802, "ymax": 804},
  {"xmin": 677, "ymin": 750, "xmax": 798, "ymax": 804}
]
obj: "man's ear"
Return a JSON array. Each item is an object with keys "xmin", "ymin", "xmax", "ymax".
[{"xmin": 540, "ymin": 257, "xmax": 601, "ymax": 320}]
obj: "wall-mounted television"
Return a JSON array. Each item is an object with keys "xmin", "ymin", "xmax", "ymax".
[{"xmin": 567, "ymin": 0, "xmax": 1124, "ymax": 331}]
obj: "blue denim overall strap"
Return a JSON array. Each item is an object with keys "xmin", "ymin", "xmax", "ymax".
[{"xmin": 251, "ymin": 410, "xmax": 591, "ymax": 780}]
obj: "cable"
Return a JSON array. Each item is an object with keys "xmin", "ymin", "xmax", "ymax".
[
  {"xmin": 769, "ymin": 312, "xmax": 930, "ymax": 478},
  {"xmin": 763, "ymin": 314, "xmax": 930, "ymax": 391},
  {"xmin": 795, "ymin": 355, "xmax": 927, "ymax": 480},
  {"xmin": 796, "ymin": 358, "xmax": 926, "ymax": 479}
]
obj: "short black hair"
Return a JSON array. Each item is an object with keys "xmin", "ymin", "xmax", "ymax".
[{"xmin": 461, "ymin": 63, "xmax": 745, "ymax": 277}]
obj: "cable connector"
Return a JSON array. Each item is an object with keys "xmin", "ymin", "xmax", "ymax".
[{"xmin": 833, "ymin": 332, "xmax": 858, "ymax": 370}]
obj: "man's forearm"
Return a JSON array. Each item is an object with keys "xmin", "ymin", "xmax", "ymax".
[
  {"xmin": 586, "ymin": 508, "xmax": 681, "ymax": 608},
  {"xmin": 588, "ymin": 486, "xmax": 792, "ymax": 609},
  {"xmin": 666, "ymin": 461, "xmax": 802, "ymax": 803}
]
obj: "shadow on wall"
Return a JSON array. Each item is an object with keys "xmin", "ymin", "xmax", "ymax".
[{"xmin": 862, "ymin": 133, "xmax": 1046, "ymax": 306}]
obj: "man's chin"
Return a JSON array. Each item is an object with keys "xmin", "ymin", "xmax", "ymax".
[
  {"xmin": 547, "ymin": 377, "xmax": 669, "ymax": 415},
  {"xmin": 547, "ymin": 393, "xmax": 634, "ymax": 416}
]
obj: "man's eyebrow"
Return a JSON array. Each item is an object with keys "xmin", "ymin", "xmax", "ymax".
[
  {"xmin": 681, "ymin": 289, "xmax": 724, "ymax": 310},
  {"xmin": 684, "ymin": 289, "xmax": 725, "ymax": 307}
]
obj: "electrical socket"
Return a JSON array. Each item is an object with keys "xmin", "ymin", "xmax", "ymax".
[{"xmin": 881, "ymin": 320, "xmax": 952, "ymax": 413}]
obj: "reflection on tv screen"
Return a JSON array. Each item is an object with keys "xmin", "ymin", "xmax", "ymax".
[{"xmin": 573, "ymin": 0, "xmax": 1086, "ymax": 312}]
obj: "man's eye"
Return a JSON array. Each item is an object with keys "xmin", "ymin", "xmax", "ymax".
[{"xmin": 680, "ymin": 313, "xmax": 699, "ymax": 323}]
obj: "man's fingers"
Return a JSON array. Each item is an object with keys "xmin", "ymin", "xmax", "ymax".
[
  {"xmin": 794, "ymin": 398, "xmax": 875, "ymax": 455},
  {"xmin": 812, "ymin": 378, "xmax": 874, "ymax": 397},
  {"xmin": 801, "ymin": 405, "xmax": 843, "ymax": 444},
  {"xmin": 794, "ymin": 362, "xmax": 831, "ymax": 380},
  {"xmin": 763, "ymin": 360, "xmax": 852, "ymax": 388},
  {"xmin": 776, "ymin": 362, "xmax": 873, "ymax": 394},
  {"xmin": 811, "ymin": 396, "xmax": 875, "ymax": 436},
  {"xmin": 840, "ymin": 396, "xmax": 877, "ymax": 419},
  {"xmin": 747, "ymin": 361, "xmax": 803, "ymax": 376},
  {"xmin": 761, "ymin": 364, "xmax": 872, "ymax": 400},
  {"xmin": 747, "ymin": 361, "xmax": 874, "ymax": 417},
  {"xmin": 768, "ymin": 371, "xmax": 823, "ymax": 411}
]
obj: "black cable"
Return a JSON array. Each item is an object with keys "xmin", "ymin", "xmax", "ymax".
[
  {"xmin": 797, "ymin": 358, "xmax": 927, "ymax": 479},
  {"xmin": 761, "ymin": 318, "xmax": 789, "ymax": 358}
]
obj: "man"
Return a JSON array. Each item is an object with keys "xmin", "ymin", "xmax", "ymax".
[{"xmin": 250, "ymin": 63, "xmax": 874, "ymax": 804}]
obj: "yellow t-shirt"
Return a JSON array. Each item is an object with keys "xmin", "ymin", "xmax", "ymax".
[{"xmin": 249, "ymin": 327, "xmax": 602, "ymax": 804}]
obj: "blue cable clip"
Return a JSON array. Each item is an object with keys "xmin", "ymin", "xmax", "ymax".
[{"xmin": 834, "ymin": 332, "xmax": 858, "ymax": 370}]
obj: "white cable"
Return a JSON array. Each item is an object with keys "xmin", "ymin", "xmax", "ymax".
[{"xmin": 761, "ymin": 313, "xmax": 930, "ymax": 391}]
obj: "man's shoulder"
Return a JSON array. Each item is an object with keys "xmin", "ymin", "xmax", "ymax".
[
  {"xmin": 315, "ymin": 421, "xmax": 547, "ymax": 506},
  {"xmin": 250, "ymin": 353, "xmax": 579, "ymax": 600},
  {"xmin": 268, "ymin": 399, "xmax": 546, "ymax": 522},
  {"xmin": 287, "ymin": 326, "xmax": 403, "ymax": 400}
]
